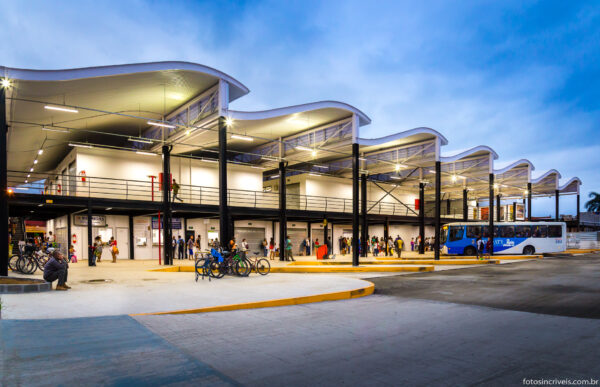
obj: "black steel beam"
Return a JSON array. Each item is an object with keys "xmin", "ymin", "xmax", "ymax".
[
  {"xmin": 352, "ymin": 143, "xmax": 359, "ymax": 266},
  {"xmin": 129, "ymin": 215, "xmax": 134, "ymax": 259},
  {"xmin": 361, "ymin": 173, "xmax": 368, "ymax": 258},
  {"xmin": 87, "ymin": 200, "xmax": 93, "ymax": 266},
  {"xmin": 0, "ymin": 86, "xmax": 7, "ymax": 276},
  {"xmin": 434, "ymin": 161, "xmax": 441, "ymax": 260},
  {"xmin": 489, "ymin": 174, "xmax": 495, "ymax": 256},
  {"xmin": 218, "ymin": 116, "xmax": 230, "ymax": 250},
  {"xmin": 527, "ymin": 182, "xmax": 532, "ymax": 221},
  {"xmin": 463, "ymin": 189, "xmax": 468, "ymax": 221},
  {"xmin": 279, "ymin": 161, "xmax": 287, "ymax": 261},
  {"xmin": 496, "ymin": 194, "xmax": 501, "ymax": 222},
  {"xmin": 384, "ymin": 217, "xmax": 390, "ymax": 256},
  {"xmin": 418, "ymin": 182, "xmax": 425, "ymax": 255},
  {"xmin": 555, "ymin": 189, "xmax": 560, "ymax": 221},
  {"xmin": 512, "ymin": 202, "xmax": 517, "ymax": 222},
  {"xmin": 66, "ymin": 212, "xmax": 71, "ymax": 258},
  {"xmin": 162, "ymin": 145, "xmax": 172, "ymax": 265},
  {"xmin": 577, "ymin": 193, "xmax": 580, "ymax": 230}
]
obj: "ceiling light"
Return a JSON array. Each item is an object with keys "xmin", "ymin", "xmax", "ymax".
[
  {"xmin": 42, "ymin": 126, "xmax": 69, "ymax": 133},
  {"xmin": 261, "ymin": 155, "xmax": 279, "ymax": 161},
  {"xmin": 493, "ymin": 183, "xmax": 499, "ymax": 189},
  {"xmin": 128, "ymin": 137, "xmax": 154, "ymax": 144},
  {"xmin": 524, "ymin": 190, "xmax": 529, "ymax": 195},
  {"xmin": 25, "ymin": 180, "xmax": 28, "ymax": 183},
  {"xmin": 359, "ymin": 157, "xmax": 367, "ymax": 161},
  {"xmin": 225, "ymin": 117, "xmax": 234, "ymax": 127},
  {"xmin": 395, "ymin": 164, "xmax": 404, "ymax": 171},
  {"xmin": 38, "ymin": 149, "xmax": 44, "ymax": 155},
  {"xmin": 30, "ymin": 168, "xmax": 34, "ymax": 172},
  {"xmin": 295, "ymin": 146, "xmax": 312, "ymax": 152},
  {"xmin": 271, "ymin": 174, "xmax": 280, "ymax": 179},
  {"xmin": 38, "ymin": 204, "xmax": 43, "ymax": 207},
  {"xmin": 312, "ymin": 150, "xmax": 317, "ymax": 157},
  {"xmin": 390, "ymin": 176, "xmax": 402, "ymax": 180},
  {"xmin": 1, "ymin": 78, "xmax": 11, "ymax": 88},
  {"xmin": 106, "ymin": 207, "xmax": 112, "ymax": 211},
  {"xmin": 451, "ymin": 175, "xmax": 457, "ymax": 182},
  {"xmin": 309, "ymin": 173, "xmax": 321, "ymax": 177},
  {"xmin": 45, "ymin": 105, "xmax": 78, "ymax": 113},
  {"xmin": 136, "ymin": 151, "xmax": 156, "ymax": 156},
  {"xmin": 429, "ymin": 169, "xmax": 436, "ymax": 173},
  {"xmin": 148, "ymin": 121, "xmax": 176, "ymax": 129},
  {"xmin": 201, "ymin": 158, "xmax": 218, "ymax": 163},
  {"xmin": 27, "ymin": 174, "xmax": 30, "ymax": 178},
  {"xmin": 33, "ymin": 159, "xmax": 38, "ymax": 164},
  {"xmin": 185, "ymin": 130, "xmax": 191, "ymax": 136},
  {"xmin": 167, "ymin": 92, "xmax": 184, "ymax": 101},
  {"xmin": 251, "ymin": 165, "xmax": 266, "ymax": 169},
  {"xmin": 231, "ymin": 134, "xmax": 253, "ymax": 142},
  {"xmin": 69, "ymin": 143, "xmax": 93, "ymax": 148},
  {"xmin": 314, "ymin": 165, "xmax": 329, "ymax": 169}
]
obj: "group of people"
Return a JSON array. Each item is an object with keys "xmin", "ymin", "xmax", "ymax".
[
  {"xmin": 91, "ymin": 236, "xmax": 118, "ymax": 265},
  {"xmin": 367, "ymin": 236, "xmax": 404, "ymax": 258},
  {"xmin": 172, "ymin": 235, "xmax": 202, "ymax": 260}
]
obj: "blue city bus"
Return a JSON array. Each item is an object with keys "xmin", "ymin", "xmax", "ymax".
[{"xmin": 441, "ymin": 221, "xmax": 567, "ymax": 255}]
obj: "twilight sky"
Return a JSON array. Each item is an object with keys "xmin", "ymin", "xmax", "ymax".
[{"xmin": 1, "ymin": 0, "xmax": 598, "ymax": 216}]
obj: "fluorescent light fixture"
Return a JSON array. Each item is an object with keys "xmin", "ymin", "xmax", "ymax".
[
  {"xmin": 38, "ymin": 204, "xmax": 43, "ymax": 207},
  {"xmin": 493, "ymin": 183, "xmax": 499, "ymax": 189},
  {"xmin": 33, "ymin": 159, "xmax": 38, "ymax": 164},
  {"xmin": 231, "ymin": 134, "xmax": 253, "ymax": 142},
  {"xmin": 390, "ymin": 176, "xmax": 402, "ymax": 180},
  {"xmin": 45, "ymin": 105, "xmax": 78, "ymax": 113},
  {"xmin": 38, "ymin": 149, "xmax": 44, "ymax": 155},
  {"xmin": 261, "ymin": 155, "xmax": 279, "ymax": 161},
  {"xmin": 201, "ymin": 158, "xmax": 218, "ymax": 163},
  {"xmin": 27, "ymin": 174, "xmax": 30, "ymax": 178},
  {"xmin": 136, "ymin": 151, "xmax": 156, "ymax": 156},
  {"xmin": 128, "ymin": 137, "xmax": 154, "ymax": 144},
  {"xmin": 42, "ymin": 126, "xmax": 69, "ymax": 133},
  {"xmin": 106, "ymin": 207, "xmax": 112, "ymax": 211},
  {"xmin": 24, "ymin": 180, "xmax": 28, "ymax": 183},
  {"xmin": 147, "ymin": 121, "xmax": 176, "ymax": 129},
  {"xmin": 225, "ymin": 117, "xmax": 234, "ymax": 127},
  {"xmin": 451, "ymin": 175, "xmax": 457, "ymax": 182},
  {"xmin": 312, "ymin": 150, "xmax": 317, "ymax": 157},
  {"xmin": 295, "ymin": 146, "xmax": 312, "ymax": 152},
  {"xmin": 395, "ymin": 164, "xmax": 404, "ymax": 171},
  {"xmin": 30, "ymin": 168, "xmax": 34, "ymax": 172},
  {"xmin": 313, "ymin": 165, "xmax": 329, "ymax": 169},
  {"xmin": 251, "ymin": 166, "xmax": 266, "ymax": 169},
  {"xmin": 69, "ymin": 143, "xmax": 92, "ymax": 148},
  {"xmin": 309, "ymin": 173, "xmax": 321, "ymax": 177},
  {"xmin": 1, "ymin": 78, "xmax": 11, "ymax": 88},
  {"xmin": 271, "ymin": 174, "xmax": 280, "ymax": 179},
  {"xmin": 359, "ymin": 157, "xmax": 367, "ymax": 161},
  {"xmin": 18, "ymin": 187, "xmax": 29, "ymax": 191}
]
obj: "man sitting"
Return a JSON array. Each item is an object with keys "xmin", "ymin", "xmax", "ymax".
[{"xmin": 43, "ymin": 250, "xmax": 70, "ymax": 290}]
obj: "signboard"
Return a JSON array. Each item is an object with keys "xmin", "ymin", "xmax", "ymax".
[
  {"xmin": 151, "ymin": 216, "xmax": 182, "ymax": 229},
  {"xmin": 480, "ymin": 207, "xmax": 489, "ymax": 221},
  {"xmin": 415, "ymin": 199, "xmax": 420, "ymax": 211},
  {"xmin": 25, "ymin": 220, "xmax": 46, "ymax": 233},
  {"xmin": 516, "ymin": 204, "xmax": 525, "ymax": 220},
  {"xmin": 73, "ymin": 215, "xmax": 107, "ymax": 227}
]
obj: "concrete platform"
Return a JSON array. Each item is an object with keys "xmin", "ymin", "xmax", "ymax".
[{"xmin": 290, "ymin": 259, "xmax": 499, "ymax": 265}]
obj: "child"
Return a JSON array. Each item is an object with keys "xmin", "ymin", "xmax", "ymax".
[{"xmin": 69, "ymin": 244, "xmax": 77, "ymax": 263}]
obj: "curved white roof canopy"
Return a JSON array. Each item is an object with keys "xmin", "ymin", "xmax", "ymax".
[
  {"xmin": 493, "ymin": 159, "xmax": 535, "ymax": 175},
  {"xmin": 531, "ymin": 169, "xmax": 562, "ymax": 184},
  {"xmin": 357, "ymin": 127, "xmax": 448, "ymax": 148},
  {"xmin": 440, "ymin": 145, "xmax": 499, "ymax": 163},
  {"xmin": 558, "ymin": 177, "xmax": 582, "ymax": 194}
]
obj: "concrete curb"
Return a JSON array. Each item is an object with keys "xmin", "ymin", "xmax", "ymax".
[
  {"xmin": 376, "ymin": 255, "xmax": 542, "ymax": 260},
  {"xmin": 150, "ymin": 265, "xmax": 435, "ymax": 273},
  {"xmin": 130, "ymin": 281, "xmax": 375, "ymax": 316},
  {"xmin": 289, "ymin": 260, "xmax": 498, "ymax": 266},
  {"xmin": 0, "ymin": 277, "xmax": 52, "ymax": 294}
]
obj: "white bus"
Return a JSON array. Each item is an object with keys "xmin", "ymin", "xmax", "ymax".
[{"xmin": 441, "ymin": 221, "xmax": 567, "ymax": 255}]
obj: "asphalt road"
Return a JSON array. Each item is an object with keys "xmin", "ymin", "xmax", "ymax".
[{"xmin": 371, "ymin": 254, "xmax": 600, "ymax": 319}]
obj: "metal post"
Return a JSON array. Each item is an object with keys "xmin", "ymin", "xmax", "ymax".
[
  {"xmin": 496, "ymin": 194, "xmax": 501, "ymax": 222},
  {"xmin": 218, "ymin": 116, "xmax": 230, "ymax": 250},
  {"xmin": 489, "ymin": 174, "xmax": 494, "ymax": 256},
  {"xmin": 384, "ymin": 217, "xmax": 389, "ymax": 257},
  {"xmin": 527, "ymin": 182, "xmax": 532, "ymax": 221},
  {"xmin": 129, "ymin": 215, "xmax": 134, "ymax": 259},
  {"xmin": 87, "ymin": 201, "xmax": 93, "ymax": 266},
  {"xmin": 352, "ymin": 143, "xmax": 359, "ymax": 266},
  {"xmin": 434, "ymin": 161, "xmax": 441, "ymax": 260},
  {"xmin": 66, "ymin": 212, "xmax": 71, "ymax": 258},
  {"xmin": 576, "ymin": 194, "xmax": 581, "ymax": 230},
  {"xmin": 463, "ymin": 189, "xmax": 468, "ymax": 221},
  {"xmin": 446, "ymin": 198, "xmax": 451, "ymax": 217},
  {"xmin": 418, "ymin": 182, "xmax": 425, "ymax": 255},
  {"xmin": 162, "ymin": 145, "xmax": 172, "ymax": 265},
  {"xmin": 361, "ymin": 174, "xmax": 368, "ymax": 258},
  {"xmin": 0, "ymin": 86, "xmax": 8, "ymax": 276},
  {"xmin": 278, "ymin": 161, "xmax": 287, "ymax": 261},
  {"xmin": 555, "ymin": 189, "xmax": 560, "ymax": 221},
  {"xmin": 512, "ymin": 202, "xmax": 517, "ymax": 222}
]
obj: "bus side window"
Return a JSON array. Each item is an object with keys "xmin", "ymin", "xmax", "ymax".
[
  {"xmin": 449, "ymin": 226, "xmax": 464, "ymax": 242},
  {"xmin": 493, "ymin": 226, "xmax": 499, "ymax": 238},
  {"xmin": 515, "ymin": 225, "xmax": 531, "ymax": 238},
  {"xmin": 466, "ymin": 226, "xmax": 480, "ymax": 238},
  {"xmin": 482, "ymin": 227, "xmax": 490, "ymax": 238},
  {"xmin": 501, "ymin": 226, "xmax": 515, "ymax": 238},
  {"xmin": 548, "ymin": 225, "xmax": 562, "ymax": 238},
  {"xmin": 532, "ymin": 225, "xmax": 548, "ymax": 238}
]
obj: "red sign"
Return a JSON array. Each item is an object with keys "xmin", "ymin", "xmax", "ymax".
[{"xmin": 415, "ymin": 199, "xmax": 420, "ymax": 211}]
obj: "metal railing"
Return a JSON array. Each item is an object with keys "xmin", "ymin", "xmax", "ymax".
[{"xmin": 8, "ymin": 170, "xmax": 470, "ymax": 218}]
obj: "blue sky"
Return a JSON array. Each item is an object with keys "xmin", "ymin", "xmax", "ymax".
[{"xmin": 1, "ymin": 0, "xmax": 598, "ymax": 216}]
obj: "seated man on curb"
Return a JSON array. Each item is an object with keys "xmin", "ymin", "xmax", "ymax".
[{"xmin": 43, "ymin": 250, "xmax": 71, "ymax": 291}]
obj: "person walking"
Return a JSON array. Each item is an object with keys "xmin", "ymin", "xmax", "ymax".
[
  {"xmin": 109, "ymin": 236, "xmax": 118, "ymax": 263},
  {"xmin": 269, "ymin": 237, "xmax": 275, "ymax": 260},
  {"xmin": 395, "ymin": 235, "xmax": 403, "ymax": 258},
  {"xmin": 485, "ymin": 238, "xmax": 492, "ymax": 259},
  {"xmin": 172, "ymin": 179, "xmax": 183, "ymax": 202},
  {"xmin": 285, "ymin": 235, "xmax": 294, "ymax": 261},
  {"xmin": 172, "ymin": 236, "xmax": 177, "ymax": 258},
  {"xmin": 476, "ymin": 236, "xmax": 484, "ymax": 260},
  {"xmin": 94, "ymin": 236, "xmax": 103, "ymax": 264},
  {"xmin": 187, "ymin": 235, "xmax": 195, "ymax": 260},
  {"xmin": 177, "ymin": 235, "xmax": 185, "ymax": 260}
]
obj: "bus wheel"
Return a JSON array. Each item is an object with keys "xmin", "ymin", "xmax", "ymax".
[
  {"xmin": 464, "ymin": 246, "xmax": 477, "ymax": 256},
  {"xmin": 523, "ymin": 245, "xmax": 535, "ymax": 255}
]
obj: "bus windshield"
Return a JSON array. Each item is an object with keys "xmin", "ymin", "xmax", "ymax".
[{"xmin": 441, "ymin": 226, "xmax": 448, "ymax": 244}]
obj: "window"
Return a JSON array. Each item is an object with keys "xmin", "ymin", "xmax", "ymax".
[
  {"xmin": 532, "ymin": 225, "xmax": 548, "ymax": 238},
  {"xmin": 500, "ymin": 226, "xmax": 515, "ymax": 238},
  {"xmin": 515, "ymin": 226, "xmax": 531, "ymax": 238},
  {"xmin": 449, "ymin": 226, "xmax": 464, "ymax": 242},
  {"xmin": 466, "ymin": 226, "xmax": 481, "ymax": 238},
  {"xmin": 482, "ymin": 227, "xmax": 489, "ymax": 238},
  {"xmin": 548, "ymin": 225, "xmax": 562, "ymax": 238},
  {"xmin": 441, "ymin": 227, "xmax": 448, "ymax": 244},
  {"xmin": 493, "ymin": 226, "xmax": 499, "ymax": 238}
]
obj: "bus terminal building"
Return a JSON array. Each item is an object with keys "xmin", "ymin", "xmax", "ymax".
[{"xmin": 0, "ymin": 61, "xmax": 584, "ymax": 274}]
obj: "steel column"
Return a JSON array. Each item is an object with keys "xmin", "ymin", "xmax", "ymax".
[
  {"xmin": 384, "ymin": 217, "xmax": 390, "ymax": 257},
  {"xmin": 463, "ymin": 189, "xmax": 468, "ymax": 221},
  {"xmin": 576, "ymin": 194, "xmax": 581, "ymax": 230},
  {"xmin": 218, "ymin": 116, "xmax": 230, "ymax": 250},
  {"xmin": 352, "ymin": 143, "xmax": 359, "ymax": 266},
  {"xmin": 278, "ymin": 161, "xmax": 287, "ymax": 261},
  {"xmin": 162, "ymin": 145, "xmax": 172, "ymax": 265},
  {"xmin": 87, "ymin": 201, "xmax": 93, "ymax": 266},
  {"xmin": 512, "ymin": 202, "xmax": 517, "ymax": 222},
  {"xmin": 418, "ymin": 182, "xmax": 425, "ymax": 255},
  {"xmin": 129, "ymin": 215, "xmax": 134, "ymax": 259},
  {"xmin": 496, "ymin": 194, "xmax": 501, "ymax": 222},
  {"xmin": 446, "ymin": 198, "xmax": 451, "ymax": 217},
  {"xmin": 361, "ymin": 174, "xmax": 368, "ymax": 258},
  {"xmin": 555, "ymin": 189, "xmax": 560, "ymax": 221},
  {"xmin": 527, "ymin": 182, "xmax": 532, "ymax": 221},
  {"xmin": 0, "ymin": 86, "xmax": 7, "ymax": 276},
  {"xmin": 66, "ymin": 212, "xmax": 71, "ymax": 258},
  {"xmin": 489, "ymin": 174, "xmax": 494, "ymax": 255},
  {"xmin": 434, "ymin": 161, "xmax": 441, "ymax": 260}
]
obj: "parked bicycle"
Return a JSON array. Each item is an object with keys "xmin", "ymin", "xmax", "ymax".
[{"xmin": 247, "ymin": 252, "xmax": 271, "ymax": 275}]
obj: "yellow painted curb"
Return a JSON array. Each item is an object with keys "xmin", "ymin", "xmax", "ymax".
[
  {"xmin": 565, "ymin": 249, "xmax": 600, "ymax": 254},
  {"xmin": 376, "ymin": 255, "xmax": 542, "ymax": 260},
  {"xmin": 289, "ymin": 260, "xmax": 498, "ymax": 266},
  {"xmin": 270, "ymin": 265, "xmax": 434, "ymax": 273},
  {"xmin": 130, "ymin": 282, "xmax": 375, "ymax": 316}
]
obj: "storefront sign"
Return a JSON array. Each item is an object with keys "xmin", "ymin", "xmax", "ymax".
[
  {"xmin": 73, "ymin": 215, "xmax": 107, "ymax": 227},
  {"xmin": 151, "ymin": 216, "xmax": 182, "ymax": 229}
]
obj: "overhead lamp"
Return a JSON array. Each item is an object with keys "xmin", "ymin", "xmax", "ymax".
[
  {"xmin": 395, "ymin": 164, "xmax": 405, "ymax": 171},
  {"xmin": 312, "ymin": 150, "xmax": 317, "ymax": 157},
  {"xmin": 45, "ymin": 105, "xmax": 78, "ymax": 113},
  {"xmin": 147, "ymin": 121, "xmax": 176, "ymax": 129},
  {"xmin": 136, "ymin": 151, "xmax": 156, "ymax": 156},
  {"xmin": 451, "ymin": 175, "xmax": 457, "ymax": 182},
  {"xmin": 128, "ymin": 137, "xmax": 154, "ymax": 144},
  {"xmin": 1, "ymin": 78, "xmax": 11, "ymax": 88},
  {"xmin": 201, "ymin": 158, "xmax": 218, "ymax": 163},
  {"xmin": 38, "ymin": 149, "xmax": 44, "ymax": 155},
  {"xmin": 69, "ymin": 143, "xmax": 93, "ymax": 148},
  {"xmin": 429, "ymin": 169, "xmax": 436, "ymax": 173},
  {"xmin": 185, "ymin": 130, "xmax": 191, "ymax": 136},
  {"xmin": 295, "ymin": 146, "xmax": 312, "ymax": 152},
  {"xmin": 42, "ymin": 126, "xmax": 69, "ymax": 133},
  {"xmin": 309, "ymin": 173, "xmax": 321, "ymax": 177},
  {"xmin": 251, "ymin": 165, "xmax": 266, "ymax": 169},
  {"xmin": 27, "ymin": 174, "xmax": 30, "ymax": 178},
  {"xmin": 261, "ymin": 155, "xmax": 279, "ymax": 161},
  {"xmin": 29, "ymin": 168, "xmax": 34, "ymax": 172},
  {"xmin": 231, "ymin": 134, "xmax": 253, "ymax": 142},
  {"xmin": 33, "ymin": 159, "xmax": 38, "ymax": 164},
  {"xmin": 359, "ymin": 157, "xmax": 367, "ymax": 161},
  {"xmin": 25, "ymin": 180, "xmax": 28, "ymax": 184},
  {"xmin": 390, "ymin": 176, "xmax": 402, "ymax": 180},
  {"xmin": 313, "ymin": 165, "xmax": 329, "ymax": 169},
  {"xmin": 524, "ymin": 190, "xmax": 529, "ymax": 195},
  {"xmin": 225, "ymin": 117, "xmax": 234, "ymax": 127},
  {"xmin": 106, "ymin": 207, "xmax": 112, "ymax": 211},
  {"xmin": 38, "ymin": 204, "xmax": 43, "ymax": 207},
  {"xmin": 493, "ymin": 183, "xmax": 499, "ymax": 189}
]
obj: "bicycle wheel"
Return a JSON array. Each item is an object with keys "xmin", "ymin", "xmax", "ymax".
[
  {"xmin": 17, "ymin": 256, "xmax": 35, "ymax": 274},
  {"xmin": 235, "ymin": 258, "xmax": 251, "ymax": 277},
  {"xmin": 8, "ymin": 255, "xmax": 20, "ymax": 271},
  {"xmin": 195, "ymin": 258, "xmax": 207, "ymax": 282},
  {"xmin": 210, "ymin": 260, "xmax": 226, "ymax": 279},
  {"xmin": 256, "ymin": 258, "xmax": 271, "ymax": 275}
]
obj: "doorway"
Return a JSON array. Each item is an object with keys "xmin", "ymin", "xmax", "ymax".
[{"xmin": 116, "ymin": 227, "xmax": 129, "ymax": 259}]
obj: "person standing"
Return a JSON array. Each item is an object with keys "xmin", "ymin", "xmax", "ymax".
[
  {"xmin": 410, "ymin": 237, "xmax": 415, "ymax": 251},
  {"xmin": 395, "ymin": 235, "xmax": 403, "ymax": 258},
  {"xmin": 485, "ymin": 237, "xmax": 492, "ymax": 259},
  {"xmin": 177, "ymin": 235, "xmax": 185, "ymax": 260},
  {"xmin": 262, "ymin": 238, "xmax": 268, "ymax": 257},
  {"xmin": 94, "ymin": 236, "xmax": 103, "ymax": 264},
  {"xmin": 285, "ymin": 235, "xmax": 294, "ymax": 261},
  {"xmin": 187, "ymin": 235, "xmax": 195, "ymax": 260},
  {"xmin": 109, "ymin": 236, "xmax": 118, "ymax": 263},
  {"xmin": 172, "ymin": 179, "xmax": 183, "ymax": 202},
  {"xmin": 269, "ymin": 237, "xmax": 275, "ymax": 260},
  {"xmin": 476, "ymin": 236, "xmax": 484, "ymax": 260},
  {"xmin": 305, "ymin": 237, "xmax": 311, "ymax": 256}
]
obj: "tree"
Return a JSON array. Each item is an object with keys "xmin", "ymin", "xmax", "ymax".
[{"xmin": 584, "ymin": 192, "xmax": 600, "ymax": 212}]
